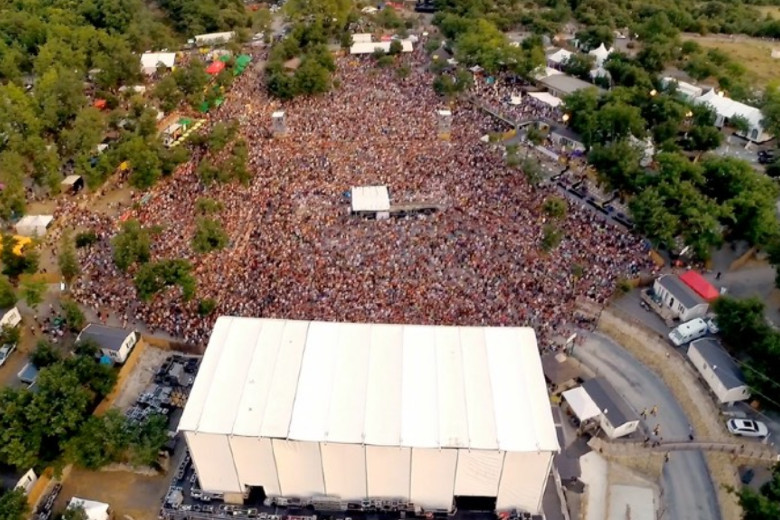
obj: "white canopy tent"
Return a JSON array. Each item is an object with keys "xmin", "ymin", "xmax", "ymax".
[
  {"xmin": 140, "ymin": 52, "xmax": 176, "ymax": 74},
  {"xmin": 588, "ymin": 43, "xmax": 613, "ymax": 67},
  {"xmin": 352, "ymin": 33, "xmax": 373, "ymax": 43},
  {"xmin": 529, "ymin": 92, "xmax": 563, "ymax": 108},
  {"xmin": 694, "ymin": 90, "xmax": 770, "ymax": 142},
  {"xmin": 562, "ymin": 386, "xmax": 601, "ymax": 421},
  {"xmin": 15, "ymin": 215, "xmax": 53, "ymax": 237},
  {"xmin": 547, "ymin": 48, "xmax": 574, "ymax": 65}
]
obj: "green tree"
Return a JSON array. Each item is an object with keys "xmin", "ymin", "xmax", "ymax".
[
  {"xmin": 111, "ymin": 220, "xmax": 153, "ymax": 271},
  {"xmin": 0, "ymin": 488, "xmax": 27, "ymax": 520},
  {"xmin": 0, "ymin": 275, "xmax": 16, "ymax": 309},
  {"xmin": 153, "ymin": 75, "xmax": 183, "ymax": 113},
  {"xmin": 30, "ymin": 340, "xmax": 61, "ymax": 369},
  {"xmin": 118, "ymin": 136, "xmax": 162, "ymax": 189},
  {"xmin": 35, "ymin": 66, "xmax": 85, "ymax": 132},
  {"xmin": 588, "ymin": 140, "xmax": 644, "ymax": 193},
  {"xmin": 197, "ymin": 298, "xmax": 217, "ymax": 316},
  {"xmin": 629, "ymin": 186, "xmax": 679, "ymax": 247},
  {"xmin": 62, "ymin": 504, "xmax": 89, "ymax": 520},
  {"xmin": 58, "ymin": 233, "xmax": 81, "ymax": 284},
  {"xmin": 192, "ymin": 218, "xmax": 229, "ymax": 253},
  {"xmin": 65, "ymin": 410, "xmax": 130, "ymax": 469},
  {"xmin": 61, "ymin": 299, "xmax": 86, "ymax": 332},
  {"xmin": 196, "ymin": 198, "xmax": 224, "ymax": 214},
  {"xmin": 207, "ymin": 121, "xmax": 237, "ymax": 152},
  {"xmin": 134, "ymin": 259, "xmax": 196, "ymax": 301},
  {"xmin": 19, "ymin": 278, "xmax": 46, "ymax": 309},
  {"xmin": 562, "ymin": 53, "xmax": 595, "ymax": 80},
  {"xmin": 542, "ymin": 197, "xmax": 568, "ymax": 220},
  {"xmin": 0, "ymin": 236, "xmax": 39, "ymax": 280},
  {"xmin": 761, "ymin": 83, "xmax": 780, "ymax": 140},
  {"xmin": 59, "ymin": 107, "xmax": 106, "ymax": 161}
]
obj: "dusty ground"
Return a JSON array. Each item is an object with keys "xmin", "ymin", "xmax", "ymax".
[
  {"xmin": 683, "ymin": 34, "xmax": 780, "ymax": 86},
  {"xmin": 55, "ymin": 465, "xmax": 170, "ymax": 520},
  {"xmin": 112, "ymin": 345, "xmax": 171, "ymax": 411}
]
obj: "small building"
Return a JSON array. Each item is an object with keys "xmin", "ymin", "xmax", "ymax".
[
  {"xmin": 15, "ymin": 214, "xmax": 53, "ymax": 237},
  {"xmin": 77, "ymin": 323, "xmax": 139, "ymax": 364},
  {"xmin": 350, "ymin": 185, "xmax": 391, "ymax": 218},
  {"xmin": 0, "ymin": 306, "xmax": 22, "ymax": 328},
  {"xmin": 140, "ymin": 52, "xmax": 177, "ymax": 75},
  {"xmin": 688, "ymin": 338, "xmax": 750, "ymax": 405},
  {"xmin": 537, "ymin": 74, "xmax": 604, "ymax": 98},
  {"xmin": 67, "ymin": 497, "xmax": 111, "ymax": 520},
  {"xmin": 61, "ymin": 175, "xmax": 85, "ymax": 194},
  {"xmin": 549, "ymin": 125, "xmax": 586, "ymax": 152},
  {"xmin": 581, "ymin": 377, "xmax": 640, "ymax": 439},
  {"xmin": 541, "ymin": 352, "xmax": 581, "ymax": 394},
  {"xmin": 661, "ymin": 77, "xmax": 703, "ymax": 101},
  {"xmin": 193, "ymin": 31, "xmax": 235, "ymax": 46},
  {"xmin": 694, "ymin": 89, "xmax": 771, "ymax": 143},
  {"xmin": 652, "ymin": 274, "xmax": 709, "ymax": 321}
]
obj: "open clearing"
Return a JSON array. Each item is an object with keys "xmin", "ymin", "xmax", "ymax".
[
  {"xmin": 684, "ymin": 34, "xmax": 780, "ymax": 86},
  {"xmin": 755, "ymin": 6, "xmax": 780, "ymax": 18},
  {"xmin": 112, "ymin": 345, "xmax": 171, "ymax": 410}
]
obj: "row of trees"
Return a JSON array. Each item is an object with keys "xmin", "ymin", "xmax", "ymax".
[
  {"xmin": 560, "ymin": 84, "xmax": 778, "ymax": 260},
  {"xmin": 0, "ymin": 340, "xmax": 166, "ymax": 470}
]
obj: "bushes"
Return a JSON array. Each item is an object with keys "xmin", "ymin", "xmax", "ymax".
[{"xmin": 192, "ymin": 218, "xmax": 229, "ymax": 254}]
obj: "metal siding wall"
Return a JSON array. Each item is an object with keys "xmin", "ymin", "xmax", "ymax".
[
  {"xmin": 272, "ymin": 440, "xmax": 325, "ymax": 497},
  {"xmin": 184, "ymin": 432, "xmax": 242, "ymax": 494},
  {"xmin": 454, "ymin": 450, "xmax": 503, "ymax": 497},
  {"xmin": 496, "ymin": 451, "xmax": 552, "ymax": 513},
  {"xmin": 365, "ymin": 446, "xmax": 411, "ymax": 500},
  {"xmin": 321, "ymin": 443, "xmax": 367, "ymax": 500},
  {"xmin": 228, "ymin": 436, "xmax": 280, "ymax": 496},
  {"xmin": 409, "ymin": 448, "xmax": 457, "ymax": 511}
]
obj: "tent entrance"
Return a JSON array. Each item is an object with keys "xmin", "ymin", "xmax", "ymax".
[{"xmin": 454, "ymin": 496, "xmax": 496, "ymax": 511}]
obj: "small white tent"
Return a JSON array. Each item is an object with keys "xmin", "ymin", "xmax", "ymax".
[
  {"xmin": 15, "ymin": 215, "xmax": 53, "ymax": 237},
  {"xmin": 67, "ymin": 498, "xmax": 110, "ymax": 520}
]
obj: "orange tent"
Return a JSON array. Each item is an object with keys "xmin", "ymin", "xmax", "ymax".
[{"xmin": 206, "ymin": 61, "xmax": 226, "ymax": 75}]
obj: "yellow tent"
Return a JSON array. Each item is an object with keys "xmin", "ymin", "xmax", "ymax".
[{"xmin": 0, "ymin": 235, "xmax": 32, "ymax": 256}]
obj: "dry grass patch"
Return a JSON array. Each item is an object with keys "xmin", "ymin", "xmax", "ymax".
[{"xmin": 684, "ymin": 35, "xmax": 780, "ymax": 86}]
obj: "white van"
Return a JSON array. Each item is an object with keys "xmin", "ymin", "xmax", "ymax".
[{"xmin": 669, "ymin": 318, "xmax": 709, "ymax": 347}]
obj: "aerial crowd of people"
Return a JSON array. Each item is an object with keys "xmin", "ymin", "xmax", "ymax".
[{"xmin": 66, "ymin": 42, "xmax": 655, "ymax": 348}]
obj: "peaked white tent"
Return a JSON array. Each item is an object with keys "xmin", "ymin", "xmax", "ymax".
[
  {"xmin": 588, "ymin": 43, "xmax": 613, "ymax": 67},
  {"xmin": 547, "ymin": 48, "xmax": 574, "ymax": 66},
  {"xmin": 140, "ymin": 52, "xmax": 176, "ymax": 74}
]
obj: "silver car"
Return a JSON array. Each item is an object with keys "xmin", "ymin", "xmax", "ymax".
[
  {"xmin": 0, "ymin": 343, "xmax": 16, "ymax": 367},
  {"xmin": 727, "ymin": 418, "xmax": 769, "ymax": 438}
]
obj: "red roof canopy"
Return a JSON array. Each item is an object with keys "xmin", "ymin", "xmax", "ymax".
[
  {"xmin": 679, "ymin": 271, "xmax": 719, "ymax": 301},
  {"xmin": 206, "ymin": 61, "xmax": 226, "ymax": 75},
  {"xmin": 93, "ymin": 99, "xmax": 107, "ymax": 109}
]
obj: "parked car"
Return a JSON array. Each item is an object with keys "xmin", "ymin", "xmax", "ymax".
[
  {"xmin": 726, "ymin": 418, "xmax": 769, "ymax": 438},
  {"xmin": 0, "ymin": 343, "xmax": 16, "ymax": 367},
  {"xmin": 758, "ymin": 150, "xmax": 776, "ymax": 164}
]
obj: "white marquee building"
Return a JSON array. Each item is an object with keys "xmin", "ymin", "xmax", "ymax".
[{"xmin": 179, "ymin": 318, "xmax": 558, "ymax": 514}]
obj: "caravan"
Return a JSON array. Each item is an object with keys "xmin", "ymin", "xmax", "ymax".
[{"xmin": 668, "ymin": 318, "xmax": 709, "ymax": 347}]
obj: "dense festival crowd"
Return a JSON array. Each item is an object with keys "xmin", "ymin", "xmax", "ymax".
[{"xmin": 67, "ymin": 44, "xmax": 655, "ymax": 348}]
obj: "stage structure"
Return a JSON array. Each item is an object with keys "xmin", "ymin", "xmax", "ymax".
[
  {"xmin": 437, "ymin": 109, "xmax": 452, "ymax": 140},
  {"xmin": 272, "ymin": 111, "xmax": 286, "ymax": 137}
]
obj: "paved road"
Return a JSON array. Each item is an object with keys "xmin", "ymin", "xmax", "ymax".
[{"xmin": 575, "ymin": 332, "xmax": 722, "ymax": 520}]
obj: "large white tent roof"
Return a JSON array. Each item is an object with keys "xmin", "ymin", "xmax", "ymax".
[
  {"xmin": 179, "ymin": 317, "xmax": 558, "ymax": 452},
  {"xmin": 528, "ymin": 92, "xmax": 563, "ymax": 108},
  {"xmin": 350, "ymin": 41, "xmax": 413, "ymax": 55},
  {"xmin": 694, "ymin": 89, "xmax": 764, "ymax": 130}
]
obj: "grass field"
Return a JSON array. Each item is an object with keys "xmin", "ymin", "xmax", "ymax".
[
  {"xmin": 684, "ymin": 35, "xmax": 780, "ymax": 86},
  {"xmin": 756, "ymin": 5, "xmax": 780, "ymax": 18}
]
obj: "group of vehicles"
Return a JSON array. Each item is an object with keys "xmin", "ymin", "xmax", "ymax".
[{"xmin": 666, "ymin": 317, "xmax": 771, "ymax": 438}]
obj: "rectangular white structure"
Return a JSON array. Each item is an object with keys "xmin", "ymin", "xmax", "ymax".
[
  {"xmin": 350, "ymin": 41, "xmax": 413, "ymax": 55},
  {"xmin": 351, "ymin": 186, "xmax": 391, "ymax": 213},
  {"xmin": 179, "ymin": 318, "xmax": 558, "ymax": 514}
]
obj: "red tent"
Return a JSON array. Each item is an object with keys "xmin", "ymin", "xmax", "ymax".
[
  {"xmin": 93, "ymin": 99, "xmax": 107, "ymax": 110},
  {"xmin": 206, "ymin": 61, "xmax": 226, "ymax": 75},
  {"xmin": 679, "ymin": 271, "xmax": 719, "ymax": 301}
]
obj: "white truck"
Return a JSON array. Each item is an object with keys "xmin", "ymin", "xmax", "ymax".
[{"xmin": 668, "ymin": 318, "xmax": 709, "ymax": 347}]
